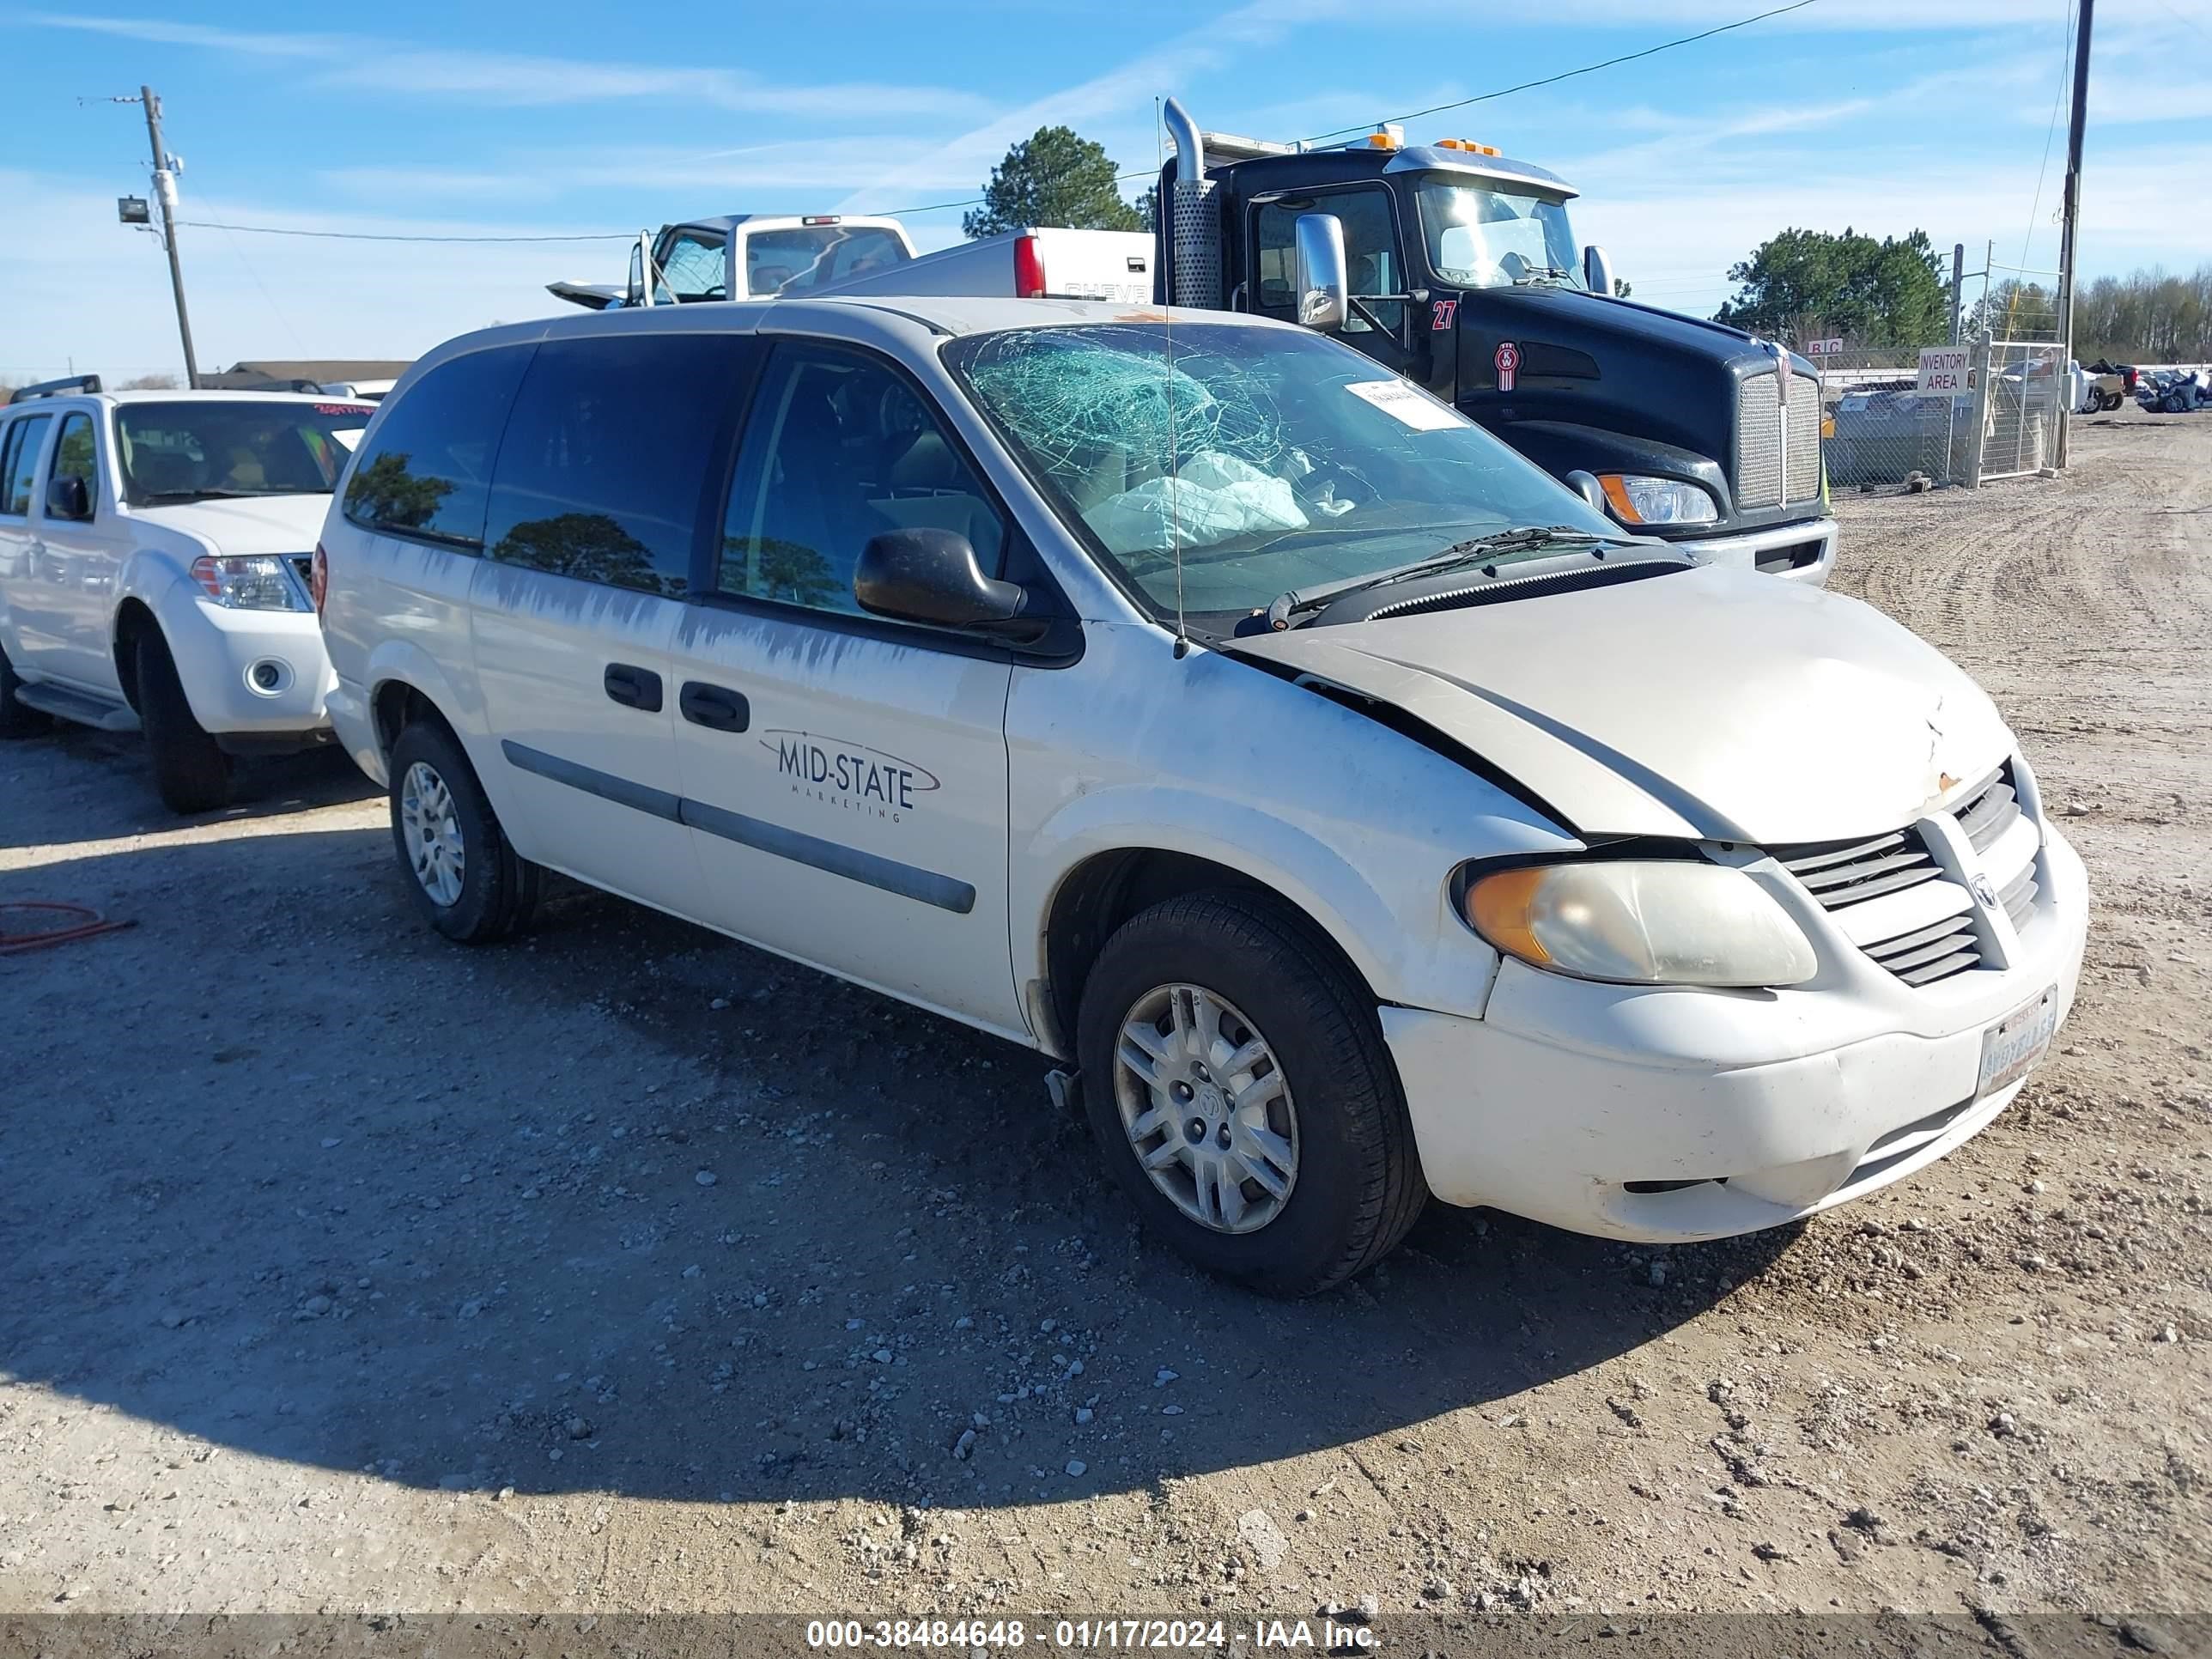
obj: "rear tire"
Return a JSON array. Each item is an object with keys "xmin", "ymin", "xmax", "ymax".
[
  {"xmin": 134, "ymin": 628, "xmax": 232, "ymax": 813},
  {"xmin": 1074, "ymin": 890, "xmax": 1426, "ymax": 1297},
  {"xmin": 0, "ymin": 639, "xmax": 52, "ymax": 738},
  {"xmin": 387, "ymin": 719, "xmax": 541, "ymax": 944}
]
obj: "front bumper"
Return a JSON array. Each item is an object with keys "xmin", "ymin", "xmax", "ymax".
[
  {"xmin": 1668, "ymin": 515, "xmax": 1838, "ymax": 585},
  {"xmin": 159, "ymin": 580, "xmax": 335, "ymax": 743},
  {"xmin": 1386, "ymin": 823, "xmax": 2087, "ymax": 1243}
]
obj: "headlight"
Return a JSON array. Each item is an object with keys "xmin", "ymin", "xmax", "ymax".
[
  {"xmin": 189, "ymin": 555, "xmax": 308, "ymax": 611},
  {"xmin": 1464, "ymin": 860, "xmax": 1816, "ymax": 988},
  {"xmin": 1597, "ymin": 473, "xmax": 1719, "ymax": 526}
]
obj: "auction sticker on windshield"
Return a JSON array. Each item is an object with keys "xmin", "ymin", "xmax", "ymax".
[
  {"xmin": 1978, "ymin": 984, "xmax": 2057, "ymax": 1099},
  {"xmin": 1343, "ymin": 379, "xmax": 1461, "ymax": 431}
]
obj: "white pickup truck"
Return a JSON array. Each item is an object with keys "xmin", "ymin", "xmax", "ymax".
[
  {"xmin": 548, "ymin": 212, "xmax": 1152, "ymax": 311},
  {"xmin": 0, "ymin": 378, "xmax": 373, "ymax": 811}
]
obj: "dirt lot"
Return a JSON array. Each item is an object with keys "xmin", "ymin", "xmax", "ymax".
[{"xmin": 3, "ymin": 411, "xmax": 2209, "ymax": 1640}]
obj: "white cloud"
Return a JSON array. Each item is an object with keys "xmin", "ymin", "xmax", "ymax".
[{"xmin": 21, "ymin": 12, "xmax": 990, "ymax": 119}]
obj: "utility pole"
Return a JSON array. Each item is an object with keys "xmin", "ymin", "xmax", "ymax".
[
  {"xmin": 1949, "ymin": 243, "xmax": 1966, "ymax": 345},
  {"xmin": 137, "ymin": 85, "xmax": 201, "ymax": 389},
  {"xmin": 2055, "ymin": 0, "xmax": 2094, "ymax": 465}
]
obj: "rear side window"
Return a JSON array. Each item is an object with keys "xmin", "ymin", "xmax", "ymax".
[
  {"xmin": 343, "ymin": 347, "xmax": 531, "ymax": 547},
  {"xmin": 483, "ymin": 332, "xmax": 750, "ymax": 598},
  {"xmin": 1, "ymin": 414, "xmax": 52, "ymax": 516}
]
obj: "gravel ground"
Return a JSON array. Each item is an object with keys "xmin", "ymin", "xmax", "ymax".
[{"xmin": 2, "ymin": 412, "xmax": 2208, "ymax": 1636}]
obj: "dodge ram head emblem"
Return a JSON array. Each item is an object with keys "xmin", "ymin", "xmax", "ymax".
[{"xmin": 1971, "ymin": 873, "xmax": 2000, "ymax": 908}]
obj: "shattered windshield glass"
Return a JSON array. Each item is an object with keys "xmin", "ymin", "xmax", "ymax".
[{"xmin": 944, "ymin": 322, "xmax": 1613, "ymax": 621}]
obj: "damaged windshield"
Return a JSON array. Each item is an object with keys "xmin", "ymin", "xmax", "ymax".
[{"xmin": 944, "ymin": 321, "xmax": 1615, "ymax": 622}]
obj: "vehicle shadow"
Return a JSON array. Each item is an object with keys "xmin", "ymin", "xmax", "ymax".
[
  {"xmin": 1, "ymin": 822, "xmax": 1796, "ymax": 1512},
  {"xmin": 0, "ymin": 724, "xmax": 377, "ymax": 852}
]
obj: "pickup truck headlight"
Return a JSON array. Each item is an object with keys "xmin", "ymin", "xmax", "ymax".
[
  {"xmin": 1597, "ymin": 474, "xmax": 1719, "ymax": 526},
  {"xmin": 189, "ymin": 555, "xmax": 309, "ymax": 612},
  {"xmin": 1464, "ymin": 860, "xmax": 1816, "ymax": 988}
]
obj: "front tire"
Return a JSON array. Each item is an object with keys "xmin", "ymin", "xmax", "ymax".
[
  {"xmin": 0, "ymin": 639, "xmax": 52, "ymax": 738},
  {"xmin": 1075, "ymin": 890, "xmax": 1426, "ymax": 1297},
  {"xmin": 134, "ymin": 628, "xmax": 232, "ymax": 813},
  {"xmin": 386, "ymin": 719, "xmax": 540, "ymax": 944}
]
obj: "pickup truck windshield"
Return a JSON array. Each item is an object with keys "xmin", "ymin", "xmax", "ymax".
[
  {"xmin": 946, "ymin": 321, "xmax": 1617, "ymax": 621},
  {"xmin": 115, "ymin": 401, "xmax": 374, "ymax": 505},
  {"xmin": 1416, "ymin": 179, "xmax": 1584, "ymax": 290}
]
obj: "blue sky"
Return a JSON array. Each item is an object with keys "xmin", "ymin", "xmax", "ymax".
[{"xmin": 3, "ymin": 0, "xmax": 2208, "ymax": 382}]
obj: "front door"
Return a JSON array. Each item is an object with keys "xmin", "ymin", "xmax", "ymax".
[
  {"xmin": 30, "ymin": 410, "xmax": 125, "ymax": 690},
  {"xmin": 665, "ymin": 337, "xmax": 1022, "ymax": 1037}
]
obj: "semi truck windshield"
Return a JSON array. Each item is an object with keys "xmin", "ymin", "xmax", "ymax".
[{"xmin": 1415, "ymin": 180, "xmax": 1584, "ymax": 289}]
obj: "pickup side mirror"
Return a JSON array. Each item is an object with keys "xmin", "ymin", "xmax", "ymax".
[
  {"xmin": 1293, "ymin": 213, "xmax": 1349, "ymax": 332},
  {"xmin": 1583, "ymin": 244, "xmax": 1616, "ymax": 297},
  {"xmin": 855, "ymin": 527, "xmax": 1031, "ymax": 633},
  {"xmin": 45, "ymin": 474, "xmax": 91, "ymax": 522}
]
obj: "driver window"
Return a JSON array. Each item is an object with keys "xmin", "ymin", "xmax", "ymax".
[
  {"xmin": 1255, "ymin": 189, "xmax": 1405, "ymax": 334},
  {"xmin": 659, "ymin": 232, "xmax": 726, "ymax": 302},
  {"xmin": 717, "ymin": 342, "xmax": 1006, "ymax": 618}
]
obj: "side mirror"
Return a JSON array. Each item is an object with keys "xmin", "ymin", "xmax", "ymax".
[
  {"xmin": 1583, "ymin": 244, "xmax": 1616, "ymax": 297},
  {"xmin": 1564, "ymin": 469, "xmax": 1607, "ymax": 513},
  {"xmin": 1292, "ymin": 213, "xmax": 1348, "ymax": 332},
  {"xmin": 855, "ymin": 527, "xmax": 1030, "ymax": 632},
  {"xmin": 46, "ymin": 475, "xmax": 91, "ymax": 522}
]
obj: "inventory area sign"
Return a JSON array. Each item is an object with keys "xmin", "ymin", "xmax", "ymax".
[{"xmin": 1917, "ymin": 345, "xmax": 1970, "ymax": 395}]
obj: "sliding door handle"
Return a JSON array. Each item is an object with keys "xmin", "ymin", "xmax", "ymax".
[
  {"xmin": 603, "ymin": 663, "xmax": 663, "ymax": 712},
  {"xmin": 678, "ymin": 681, "xmax": 750, "ymax": 732}
]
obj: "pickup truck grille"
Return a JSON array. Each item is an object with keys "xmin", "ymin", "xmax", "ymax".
[
  {"xmin": 1767, "ymin": 761, "xmax": 2044, "ymax": 989},
  {"xmin": 1735, "ymin": 370, "xmax": 1823, "ymax": 508}
]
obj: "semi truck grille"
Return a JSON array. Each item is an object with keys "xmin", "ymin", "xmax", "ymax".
[
  {"xmin": 1767, "ymin": 759, "xmax": 2045, "ymax": 989},
  {"xmin": 1734, "ymin": 370, "xmax": 1823, "ymax": 508}
]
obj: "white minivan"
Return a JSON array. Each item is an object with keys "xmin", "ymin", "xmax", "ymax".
[{"xmin": 316, "ymin": 297, "xmax": 2087, "ymax": 1296}]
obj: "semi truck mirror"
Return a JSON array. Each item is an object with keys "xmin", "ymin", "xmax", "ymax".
[
  {"xmin": 1293, "ymin": 214, "xmax": 1349, "ymax": 332},
  {"xmin": 1583, "ymin": 244, "xmax": 1616, "ymax": 296}
]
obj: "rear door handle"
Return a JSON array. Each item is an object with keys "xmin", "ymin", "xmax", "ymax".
[
  {"xmin": 678, "ymin": 681, "xmax": 750, "ymax": 732},
  {"xmin": 603, "ymin": 662, "xmax": 663, "ymax": 712}
]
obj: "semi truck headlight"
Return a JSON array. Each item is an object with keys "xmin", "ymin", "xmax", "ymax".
[
  {"xmin": 189, "ymin": 555, "xmax": 309, "ymax": 611},
  {"xmin": 1597, "ymin": 474, "xmax": 1719, "ymax": 526},
  {"xmin": 1463, "ymin": 860, "xmax": 1816, "ymax": 988}
]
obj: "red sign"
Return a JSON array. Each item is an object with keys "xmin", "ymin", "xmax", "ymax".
[
  {"xmin": 1431, "ymin": 298, "xmax": 1458, "ymax": 331},
  {"xmin": 1493, "ymin": 340, "xmax": 1521, "ymax": 392}
]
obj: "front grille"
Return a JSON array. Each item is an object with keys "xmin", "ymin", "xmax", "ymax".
[
  {"xmin": 1734, "ymin": 370, "xmax": 1823, "ymax": 507},
  {"xmin": 1955, "ymin": 762, "xmax": 2039, "ymax": 929},
  {"xmin": 1768, "ymin": 758, "xmax": 2045, "ymax": 989}
]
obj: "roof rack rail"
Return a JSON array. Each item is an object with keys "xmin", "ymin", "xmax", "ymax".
[{"xmin": 8, "ymin": 374, "xmax": 103, "ymax": 404}]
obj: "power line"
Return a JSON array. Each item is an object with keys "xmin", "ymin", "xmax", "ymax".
[
  {"xmin": 161, "ymin": 0, "xmax": 1824, "ymax": 239},
  {"xmin": 174, "ymin": 222, "xmax": 635, "ymax": 244},
  {"xmin": 1300, "ymin": 0, "xmax": 1821, "ymax": 143}
]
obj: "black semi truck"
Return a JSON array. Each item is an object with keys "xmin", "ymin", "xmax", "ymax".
[{"xmin": 1154, "ymin": 99, "xmax": 1836, "ymax": 580}]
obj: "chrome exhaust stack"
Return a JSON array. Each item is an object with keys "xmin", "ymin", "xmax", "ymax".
[{"xmin": 1162, "ymin": 97, "xmax": 1221, "ymax": 309}]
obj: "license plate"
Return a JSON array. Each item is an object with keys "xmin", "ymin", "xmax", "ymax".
[{"xmin": 1977, "ymin": 985, "xmax": 2057, "ymax": 1098}]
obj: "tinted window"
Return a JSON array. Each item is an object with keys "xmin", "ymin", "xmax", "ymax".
[
  {"xmin": 483, "ymin": 332, "xmax": 750, "ymax": 598},
  {"xmin": 2, "ymin": 415, "xmax": 52, "ymax": 516},
  {"xmin": 343, "ymin": 348, "xmax": 530, "ymax": 547},
  {"xmin": 717, "ymin": 342, "xmax": 1005, "ymax": 618}
]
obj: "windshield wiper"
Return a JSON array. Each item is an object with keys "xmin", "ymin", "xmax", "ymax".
[
  {"xmin": 135, "ymin": 487, "xmax": 300, "ymax": 502},
  {"xmin": 1263, "ymin": 526, "xmax": 1616, "ymax": 631}
]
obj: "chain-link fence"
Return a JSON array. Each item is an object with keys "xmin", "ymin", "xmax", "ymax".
[{"xmin": 1815, "ymin": 258, "xmax": 2075, "ymax": 494}]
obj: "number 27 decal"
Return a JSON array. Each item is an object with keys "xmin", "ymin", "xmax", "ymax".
[{"xmin": 1431, "ymin": 299, "xmax": 1458, "ymax": 331}]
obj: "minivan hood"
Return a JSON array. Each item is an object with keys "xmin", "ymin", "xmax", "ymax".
[
  {"xmin": 131, "ymin": 494, "xmax": 329, "ymax": 556},
  {"xmin": 1231, "ymin": 564, "xmax": 2012, "ymax": 846}
]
